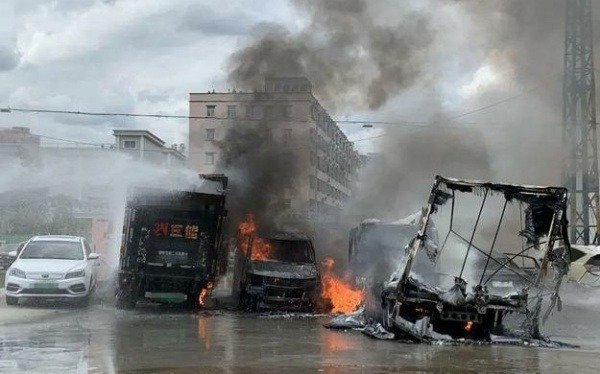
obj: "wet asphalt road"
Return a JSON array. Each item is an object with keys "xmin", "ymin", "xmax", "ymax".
[
  {"xmin": 1, "ymin": 298, "xmax": 600, "ymax": 374},
  {"xmin": 0, "ymin": 284, "xmax": 600, "ymax": 374}
]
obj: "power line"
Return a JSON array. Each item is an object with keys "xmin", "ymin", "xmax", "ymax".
[
  {"xmin": 1, "ymin": 106, "xmax": 441, "ymax": 127},
  {"xmin": 1, "ymin": 86, "xmax": 534, "ymax": 128},
  {"xmin": 3, "ymin": 107, "xmax": 198, "ymax": 120},
  {"xmin": 35, "ymin": 132, "xmax": 384, "ymax": 152},
  {"xmin": 37, "ymin": 134, "xmax": 111, "ymax": 147},
  {"xmin": 337, "ymin": 119, "xmax": 429, "ymax": 126},
  {"xmin": 447, "ymin": 87, "xmax": 539, "ymax": 121},
  {"xmin": 0, "ymin": 86, "xmax": 537, "ymax": 151}
]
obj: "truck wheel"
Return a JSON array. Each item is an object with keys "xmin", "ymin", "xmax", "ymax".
[
  {"xmin": 187, "ymin": 292, "xmax": 199, "ymax": 309},
  {"xmin": 5, "ymin": 296, "xmax": 18, "ymax": 306},
  {"xmin": 116, "ymin": 289, "xmax": 136, "ymax": 309},
  {"xmin": 250, "ymin": 295, "xmax": 259, "ymax": 312}
]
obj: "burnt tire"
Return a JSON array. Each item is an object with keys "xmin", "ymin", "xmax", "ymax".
[
  {"xmin": 239, "ymin": 291, "xmax": 251, "ymax": 311},
  {"xmin": 240, "ymin": 292, "xmax": 258, "ymax": 312},
  {"xmin": 5, "ymin": 296, "xmax": 18, "ymax": 306}
]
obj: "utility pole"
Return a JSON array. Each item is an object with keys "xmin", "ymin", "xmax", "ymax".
[{"xmin": 563, "ymin": 0, "xmax": 600, "ymax": 244}]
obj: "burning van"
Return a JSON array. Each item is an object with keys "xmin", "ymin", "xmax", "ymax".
[
  {"xmin": 381, "ymin": 176, "xmax": 571, "ymax": 341},
  {"xmin": 236, "ymin": 216, "xmax": 319, "ymax": 311}
]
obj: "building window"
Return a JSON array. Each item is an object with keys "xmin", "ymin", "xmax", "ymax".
[
  {"xmin": 265, "ymin": 105, "xmax": 274, "ymax": 119},
  {"xmin": 206, "ymin": 105, "xmax": 216, "ymax": 117},
  {"xmin": 123, "ymin": 140, "xmax": 136, "ymax": 149},
  {"xmin": 282, "ymin": 105, "xmax": 292, "ymax": 119},
  {"xmin": 227, "ymin": 105, "xmax": 237, "ymax": 119},
  {"xmin": 282, "ymin": 199, "xmax": 292, "ymax": 209},
  {"xmin": 245, "ymin": 105, "xmax": 253, "ymax": 119},
  {"xmin": 205, "ymin": 152, "xmax": 215, "ymax": 165},
  {"xmin": 283, "ymin": 128, "xmax": 292, "ymax": 141},
  {"xmin": 206, "ymin": 128, "xmax": 215, "ymax": 140}
]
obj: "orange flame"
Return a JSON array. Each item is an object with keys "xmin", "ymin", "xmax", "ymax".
[
  {"xmin": 320, "ymin": 256, "xmax": 364, "ymax": 314},
  {"xmin": 249, "ymin": 237, "xmax": 272, "ymax": 261},
  {"xmin": 237, "ymin": 213, "xmax": 272, "ymax": 261},
  {"xmin": 198, "ymin": 281, "xmax": 214, "ymax": 306}
]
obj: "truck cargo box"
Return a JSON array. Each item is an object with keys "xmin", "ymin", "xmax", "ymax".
[{"xmin": 116, "ymin": 187, "xmax": 226, "ymax": 309}]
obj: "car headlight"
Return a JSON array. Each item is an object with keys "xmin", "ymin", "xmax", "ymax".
[
  {"xmin": 9, "ymin": 268, "xmax": 26, "ymax": 279},
  {"xmin": 65, "ymin": 269, "xmax": 85, "ymax": 279}
]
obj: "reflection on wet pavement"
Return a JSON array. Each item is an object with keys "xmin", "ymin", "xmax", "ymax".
[{"xmin": 1, "ymin": 304, "xmax": 600, "ymax": 373}]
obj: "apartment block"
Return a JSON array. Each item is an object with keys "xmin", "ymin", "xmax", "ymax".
[{"xmin": 188, "ymin": 77, "xmax": 361, "ymax": 222}]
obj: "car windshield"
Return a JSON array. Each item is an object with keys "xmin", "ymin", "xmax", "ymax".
[
  {"xmin": 265, "ymin": 239, "xmax": 314, "ymax": 263},
  {"xmin": 20, "ymin": 241, "xmax": 84, "ymax": 260}
]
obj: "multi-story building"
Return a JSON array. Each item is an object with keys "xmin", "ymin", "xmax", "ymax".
[
  {"xmin": 0, "ymin": 126, "xmax": 40, "ymax": 163},
  {"xmin": 113, "ymin": 129, "xmax": 186, "ymax": 167},
  {"xmin": 188, "ymin": 77, "xmax": 361, "ymax": 222}
]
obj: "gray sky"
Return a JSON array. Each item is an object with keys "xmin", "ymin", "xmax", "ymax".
[
  {"xmin": 0, "ymin": 0, "xmax": 563, "ymax": 157},
  {"xmin": 0, "ymin": 0, "xmax": 297, "ymax": 147}
]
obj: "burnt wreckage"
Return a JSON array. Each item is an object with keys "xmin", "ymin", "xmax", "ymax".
[
  {"xmin": 239, "ymin": 232, "xmax": 319, "ymax": 311},
  {"xmin": 381, "ymin": 176, "xmax": 571, "ymax": 341}
]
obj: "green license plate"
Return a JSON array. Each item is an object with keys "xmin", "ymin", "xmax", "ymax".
[{"xmin": 34, "ymin": 282, "xmax": 58, "ymax": 289}]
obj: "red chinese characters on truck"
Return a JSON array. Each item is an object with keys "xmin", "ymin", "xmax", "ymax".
[{"xmin": 152, "ymin": 221, "xmax": 199, "ymax": 240}]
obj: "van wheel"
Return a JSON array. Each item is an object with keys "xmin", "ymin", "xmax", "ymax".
[
  {"xmin": 240, "ymin": 292, "xmax": 258, "ymax": 312},
  {"xmin": 5, "ymin": 296, "xmax": 18, "ymax": 306},
  {"xmin": 239, "ymin": 291, "xmax": 249, "ymax": 310}
]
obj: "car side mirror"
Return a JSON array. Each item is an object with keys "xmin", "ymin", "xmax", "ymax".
[
  {"xmin": 88, "ymin": 253, "xmax": 100, "ymax": 260},
  {"xmin": 8, "ymin": 251, "xmax": 17, "ymax": 257}
]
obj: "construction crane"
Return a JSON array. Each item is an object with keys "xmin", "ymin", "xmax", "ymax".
[{"xmin": 563, "ymin": 0, "xmax": 600, "ymax": 244}]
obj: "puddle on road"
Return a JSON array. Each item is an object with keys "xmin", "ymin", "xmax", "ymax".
[{"xmin": 0, "ymin": 306, "xmax": 599, "ymax": 372}]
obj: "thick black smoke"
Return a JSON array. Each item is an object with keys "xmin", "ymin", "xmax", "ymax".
[
  {"xmin": 221, "ymin": 0, "xmax": 440, "ymax": 234},
  {"xmin": 221, "ymin": 0, "xmax": 586, "ymax": 242},
  {"xmin": 228, "ymin": 0, "xmax": 433, "ymax": 111},
  {"xmin": 216, "ymin": 103, "xmax": 305, "ymax": 232}
]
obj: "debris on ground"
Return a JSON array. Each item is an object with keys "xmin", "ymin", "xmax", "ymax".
[
  {"xmin": 324, "ymin": 307, "xmax": 578, "ymax": 348},
  {"xmin": 323, "ymin": 307, "xmax": 366, "ymax": 329}
]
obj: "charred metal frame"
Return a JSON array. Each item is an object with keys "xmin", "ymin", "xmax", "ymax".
[{"xmin": 393, "ymin": 176, "xmax": 571, "ymax": 338}]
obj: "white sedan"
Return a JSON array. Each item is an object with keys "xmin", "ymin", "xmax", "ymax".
[{"xmin": 4, "ymin": 235, "xmax": 100, "ymax": 306}]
